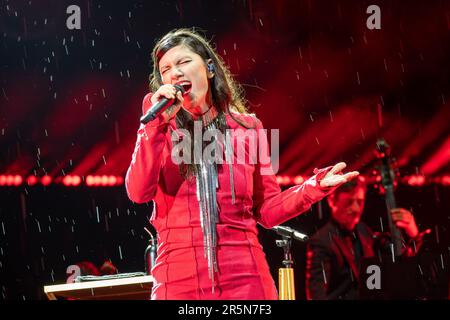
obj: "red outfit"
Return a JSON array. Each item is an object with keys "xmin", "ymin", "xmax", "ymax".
[{"xmin": 126, "ymin": 94, "xmax": 335, "ymax": 300}]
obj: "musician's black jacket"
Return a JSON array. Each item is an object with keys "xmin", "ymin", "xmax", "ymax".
[{"xmin": 305, "ymin": 219, "xmax": 425, "ymax": 299}]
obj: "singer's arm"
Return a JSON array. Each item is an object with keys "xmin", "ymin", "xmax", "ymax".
[
  {"xmin": 251, "ymin": 118, "xmax": 336, "ymax": 228},
  {"xmin": 125, "ymin": 93, "xmax": 173, "ymax": 203}
]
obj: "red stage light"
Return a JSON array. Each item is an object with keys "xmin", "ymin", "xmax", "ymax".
[
  {"xmin": 86, "ymin": 175, "xmax": 94, "ymax": 186},
  {"xmin": 62, "ymin": 175, "xmax": 81, "ymax": 186},
  {"xmin": 13, "ymin": 175, "xmax": 22, "ymax": 186},
  {"xmin": 101, "ymin": 175, "xmax": 108, "ymax": 186},
  {"xmin": 116, "ymin": 176, "xmax": 124, "ymax": 185},
  {"xmin": 41, "ymin": 175, "xmax": 52, "ymax": 186},
  {"xmin": 293, "ymin": 175, "xmax": 305, "ymax": 184},
  {"xmin": 6, "ymin": 175, "xmax": 14, "ymax": 185},
  {"xmin": 406, "ymin": 175, "xmax": 426, "ymax": 186},
  {"xmin": 276, "ymin": 175, "xmax": 292, "ymax": 185},
  {"xmin": 85, "ymin": 175, "xmax": 122, "ymax": 187},
  {"xmin": 108, "ymin": 176, "xmax": 117, "ymax": 186},
  {"xmin": 72, "ymin": 175, "xmax": 81, "ymax": 186},
  {"xmin": 440, "ymin": 176, "xmax": 450, "ymax": 186},
  {"xmin": 1, "ymin": 173, "xmax": 445, "ymax": 188},
  {"xmin": 63, "ymin": 175, "xmax": 72, "ymax": 186},
  {"xmin": 27, "ymin": 176, "xmax": 38, "ymax": 186},
  {"xmin": 93, "ymin": 175, "xmax": 101, "ymax": 186}
]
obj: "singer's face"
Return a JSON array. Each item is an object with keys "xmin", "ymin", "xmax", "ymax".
[
  {"xmin": 158, "ymin": 45, "xmax": 211, "ymax": 114},
  {"xmin": 328, "ymin": 187, "xmax": 365, "ymax": 232}
]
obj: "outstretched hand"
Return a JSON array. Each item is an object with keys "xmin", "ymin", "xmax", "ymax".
[{"xmin": 319, "ymin": 162, "xmax": 359, "ymax": 188}]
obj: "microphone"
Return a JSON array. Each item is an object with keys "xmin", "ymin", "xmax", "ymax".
[
  {"xmin": 272, "ymin": 225, "xmax": 309, "ymax": 242},
  {"xmin": 144, "ymin": 227, "xmax": 157, "ymax": 275},
  {"xmin": 144, "ymin": 238, "xmax": 157, "ymax": 275},
  {"xmin": 140, "ymin": 83, "xmax": 192, "ymax": 124}
]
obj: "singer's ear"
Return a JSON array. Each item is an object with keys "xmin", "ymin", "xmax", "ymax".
[{"xmin": 206, "ymin": 59, "xmax": 215, "ymax": 78}]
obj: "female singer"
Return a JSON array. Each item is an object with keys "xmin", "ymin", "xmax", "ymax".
[{"xmin": 126, "ymin": 28, "xmax": 359, "ymax": 299}]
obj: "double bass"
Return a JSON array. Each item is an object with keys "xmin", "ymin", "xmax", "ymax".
[{"xmin": 374, "ymin": 138, "xmax": 403, "ymax": 258}]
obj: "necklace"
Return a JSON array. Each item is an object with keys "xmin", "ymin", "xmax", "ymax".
[{"xmin": 194, "ymin": 110, "xmax": 235, "ymax": 293}]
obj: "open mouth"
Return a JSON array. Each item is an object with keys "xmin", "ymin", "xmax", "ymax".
[{"xmin": 175, "ymin": 81, "xmax": 192, "ymax": 95}]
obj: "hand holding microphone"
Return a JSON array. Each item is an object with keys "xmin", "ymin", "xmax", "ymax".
[{"xmin": 140, "ymin": 82, "xmax": 191, "ymax": 124}]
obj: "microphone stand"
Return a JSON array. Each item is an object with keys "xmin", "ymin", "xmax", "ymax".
[{"xmin": 276, "ymin": 236, "xmax": 296, "ymax": 300}]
